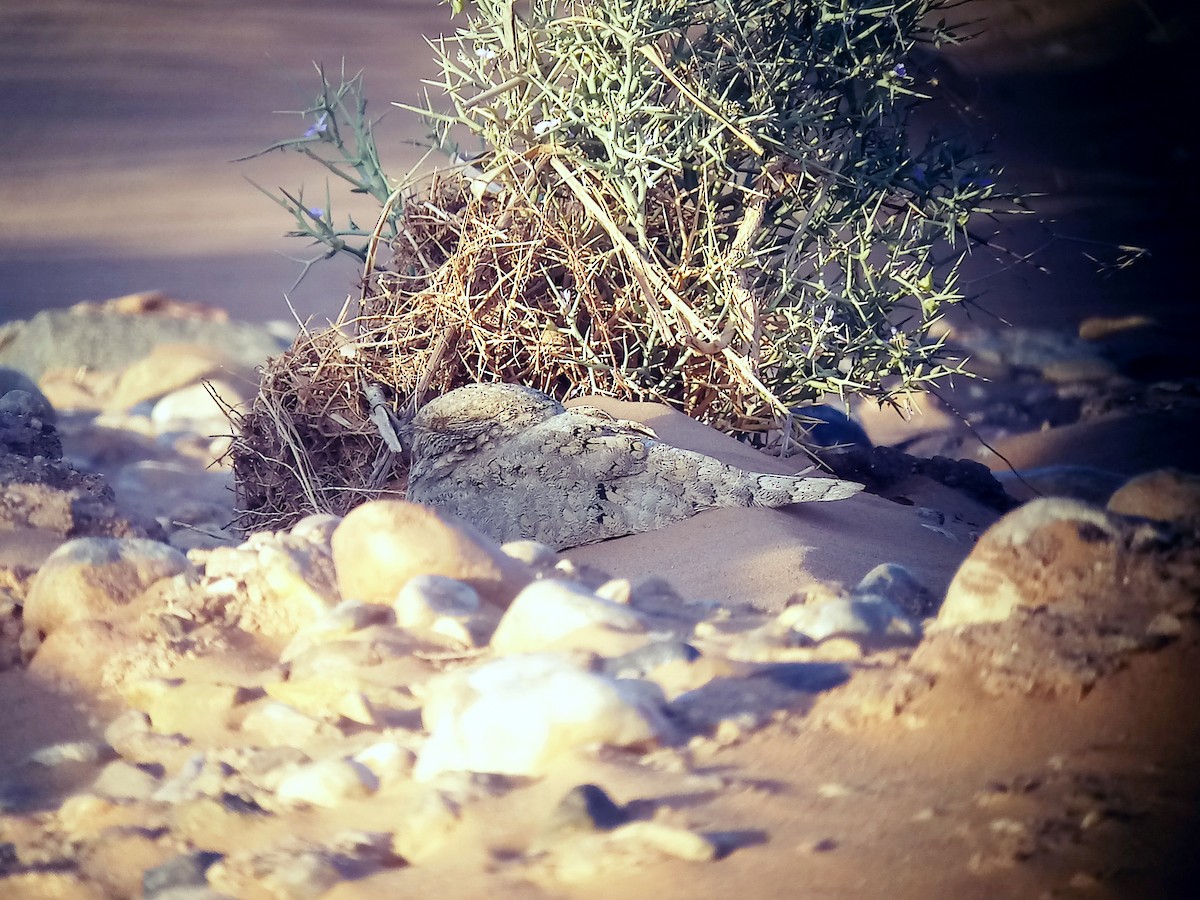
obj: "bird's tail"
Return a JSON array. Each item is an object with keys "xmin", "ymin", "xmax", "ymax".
[{"xmin": 753, "ymin": 474, "xmax": 864, "ymax": 507}]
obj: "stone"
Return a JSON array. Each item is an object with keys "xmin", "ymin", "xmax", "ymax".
[
  {"xmin": 130, "ymin": 682, "xmax": 252, "ymax": 736},
  {"xmin": 352, "ymin": 741, "xmax": 416, "ymax": 788},
  {"xmin": 852, "ymin": 563, "xmax": 939, "ymax": 619},
  {"xmin": 391, "ymin": 789, "xmax": 461, "ymax": 863},
  {"xmin": 282, "ymin": 599, "xmax": 394, "ymax": 657},
  {"xmin": 274, "ymin": 758, "xmax": 379, "ymax": 808},
  {"xmin": 92, "ymin": 760, "xmax": 163, "ymax": 801},
  {"xmin": 26, "ymin": 740, "xmax": 111, "ymax": 767},
  {"xmin": 22, "ymin": 537, "xmax": 192, "ymax": 639},
  {"xmin": 240, "ymin": 702, "xmax": 343, "ymax": 745},
  {"xmin": 393, "ymin": 574, "xmax": 480, "ymax": 630},
  {"xmin": 0, "ymin": 307, "xmax": 286, "ymax": 381},
  {"xmin": 150, "ymin": 379, "xmax": 246, "ymax": 436},
  {"xmin": 778, "ymin": 596, "xmax": 921, "ymax": 646},
  {"xmin": 542, "ymin": 784, "xmax": 628, "ymax": 837},
  {"xmin": 143, "ymin": 851, "xmax": 224, "ymax": 899},
  {"xmin": 415, "ymin": 653, "xmax": 670, "ymax": 780},
  {"xmin": 1, "ymin": 388, "xmax": 59, "ymax": 458},
  {"xmin": 602, "ymin": 640, "xmax": 701, "ymax": 680},
  {"xmin": 501, "ymin": 539, "xmax": 559, "ymax": 568},
  {"xmin": 201, "ymin": 534, "xmax": 343, "ymax": 640},
  {"xmin": 0, "ymin": 368, "xmax": 53, "ymax": 419},
  {"xmin": 489, "ymin": 579, "xmax": 647, "ymax": 655},
  {"xmin": 406, "ymin": 383, "xmax": 862, "ymax": 550},
  {"xmin": 331, "ymin": 499, "xmax": 535, "ymax": 607},
  {"xmin": 1107, "ymin": 468, "xmax": 1200, "ymax": 528},
  {"xmin": 936, "ymin": 497, "xmax": 1171, "ymax": 628}
]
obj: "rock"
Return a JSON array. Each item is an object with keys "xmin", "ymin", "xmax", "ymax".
[
  {"xmin": 282, "ymin": 599, "xmax": 394, "ymax": 656},
  {"xmin": 200, "ymin": 532, "xmax": 343, "ymax": 640},
  {"xmin": 331, "ymin": 499, "xmax": 535, "ymax": 607},
  {"xmin": 938, "ymin": 499, "xmax": 1118, "ymax": 626},
  {"xmin": 602, "ymin": 640, "xmax": 701, "ymax": 680},
  {"xmin": 263, "ymin": 674, "xmax": 410, "ymax": 727},
  {"xmin": 126, "ymin": 681, "xmax": 253, "ymax": 736},
  {"xmin": 0, "ymin": 307, "xmax": 286, "ymax": 381},
  {"xmin": 92, "ymin": 760, "xmax": 163, "ymax": 801},
  {"xmin": 778, "ymin": 596, "xmax": 921, "ymax": 646},
  {"xmin": 142, "ymin": 851, "xmax": 223, "ymax": 899},
  {"xmin": 936, "ymin": 497, "xmax": 1200, "ymax": 629},
  {"xmin": 1, "ymin": 388, "xmax": 59, "ymax": 457},
  {"xmin": 393, "ymin": 574, "xmax": 483, "ymax": 643},
  {"xmin": 351, "ymin": 741, "xmax": 416, "ymax": 788},
  {"xmin": 543, "ymin": 784, "xmax": 628, "ymax": 837},
  {"xmin": 993, "ymin": 464, "xmax": 1128, "ymax": 505},
  {"xmin": 391, "ymin": 789, "xmax": 461, "ymax": 863},
  {"xmin": 534, "ymin": 820, "xmax": 717, "ymax": 882},
  {"xmin": 22, "ymin": 537, "xmax": 192, "ymax": 639},
  {"xmin": 415, "ymin": 653, "xmax": 670, "ymax": 779},
  {"xmin": 792, "ymin": 404, "xmax": 872, "ymax": 451},
  {"xmin": 105, "ymin": 343, "xmax": 253, "ymax": 412},
  {"xmin": 151, "ymin": 379, "xmax": 247, "ymax": 436},
  {"xmin": 26, "ymin": 740, "xmax": 111, "ymax": 767},
  {"xmin": 489, "ymin": 579, "xmax": 647, "ymax": 655},
  {"xmin": 207, "ymin": 833, "xmax": 397, "ymax": 899},
  {"xmin": 500, "ymin": 539, "xmax": 559, "ymax": 568},
  {"xmin": 1107, "ymin": 468, "xmax": 1200, "ymax": 528},
  {"xmin": 274, "ymin": 757, "xmax": 379, "ymax": 808},
  {"xmin": 0, "ymin": 368, "xmax": 53, "ymax": 418},
  {"xmin": 239, "ymin": 702, "xmax": 343, "ymax": 745},
  {"xmin": 852, "ymin": 563, "xmax": 938, "ymax": 619}
]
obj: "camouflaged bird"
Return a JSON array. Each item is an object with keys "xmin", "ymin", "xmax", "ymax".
[{"xmin": 406, "ymin": 383, "xmax": 863, "ymax": 550}]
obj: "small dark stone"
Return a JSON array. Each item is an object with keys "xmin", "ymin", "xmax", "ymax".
[
  {"xmin": 603, "ymin": 640, "xmax": 700, "ymax": 679},
  {"xmin": 0, "ymin": 841, "xmax": 18, "ymax": 875},
  {"xmin": 546, "ymin": 783, "xmax": 628, "ymax": 835},
  {"xmin": 143, "ymin": 850, "xmax": 223, "ymax": 897}
]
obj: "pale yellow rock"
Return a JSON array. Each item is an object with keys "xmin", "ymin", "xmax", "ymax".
[
  {"xmin": 140, "ymin": 682, "xmax": 251, "ymax": 735},
  {"xmin": 392, "ymin": 789, "xmax": 461, "ymax": 863},
  {"xmin": 937, "ymin": 498, "xmax": 1120, "ymax": 626},
  {"xmin": 105, "ymin": 342, "xmax": 253, "ymax": 411},
  {"xmin": 23, "ymin": 537, "xmax": 192, "ymax": 639},
  {"xmin": 489, "ymin": 579, "xmax": 646, "ymax": 655},
  {"xmin": 331, "ymin": 500, "xmax": 535, "ymax": 607}
]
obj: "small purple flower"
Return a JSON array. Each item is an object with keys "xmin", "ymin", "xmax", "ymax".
[
  {"xmin": 912, "ymin": 163, "xmax": 928, "ymax": 183},
  {"xmin": 307, "ymin": 207, "xmax": 325, "ymax": 219},
  {"xmin": 893, "ymin": 63, "xmax": 907, "ymax": 78},
  {"xmin": 304, "ymin": 113, "xmax": 329, "ymax": 138}
]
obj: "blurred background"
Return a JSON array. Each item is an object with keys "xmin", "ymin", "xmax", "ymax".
[{"xmin": 0, "ymin": 0, "xmax": 1195, "ymax": 351}]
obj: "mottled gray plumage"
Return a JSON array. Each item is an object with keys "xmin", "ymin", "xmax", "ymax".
[{"xmin": 406, "ymin": 383, "xmax": 863, "ymax": 550}]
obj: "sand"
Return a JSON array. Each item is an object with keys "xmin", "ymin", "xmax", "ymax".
[{"xmin": 3, "ymin": 1, "xmax": 1199, "ymax": 897}]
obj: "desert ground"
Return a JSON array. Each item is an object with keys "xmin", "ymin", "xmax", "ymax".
[{"xmin": 2, "ymin": 1, "xmax": 1199, "ymax": 898}]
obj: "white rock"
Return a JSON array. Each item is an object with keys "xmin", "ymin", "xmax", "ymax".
[
  {"xmin": 275, "ymin": 757, "xmax": 379, "ymax": 808},
  {"xmin": 500, "ymin": 539, "xmax": 559, "ymax": 568},
  {"xmin": 352, "ymin": 741, "xmax": 416, "ymax": 787},
  {"xmin": 92, "ymin": 759, "xmax": 162, "ymax": 800},
  {"xmin": 394, "ymin": 575, "xmax": 480, "ymax": 629},
  {"xmin": 331, "ymin": 500, "xmax": 535, "ymax": 607},
  {"xmin": 489, "ymin": 579, "xmax": 646, "ymax": 655},
  {"xmin": 778, "ymin": 596, "xmax": 920, "ymax": 645},
  {"xmin": 852, "ymin": 563, "xmax": 937, "ymax": 619},
  {"xmin": 151, "ymin": 378, "xmax": 246, "ymax": 435},
  {"xmin": 240, "ymin": 702, "xmax": 342, "ymax": 745},
  {"xmin": 415, "ymin": 653, "xmax": 668, "ymax": 780},
  {"xmin": 392, "ymin": 789, "xmax": 461, "ymax": 863}
]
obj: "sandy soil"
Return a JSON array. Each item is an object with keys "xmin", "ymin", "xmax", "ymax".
[{"xmin": 3, "ymin": 2, "xmax": 1200, "ymax": 898}]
